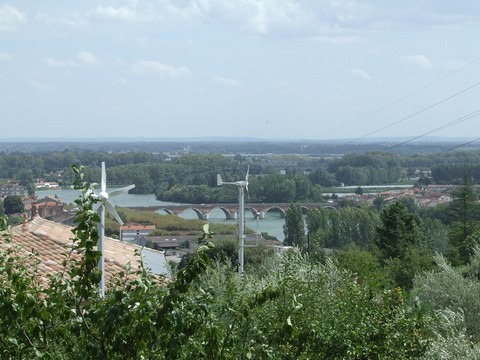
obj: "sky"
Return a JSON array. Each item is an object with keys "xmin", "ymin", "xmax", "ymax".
[{"xmin": 1, "ymin": 0, "xmax": 480, "ymax": 141}]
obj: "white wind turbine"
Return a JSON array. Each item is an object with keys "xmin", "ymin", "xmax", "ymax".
[
  {"xmin": 217, "ymin": 166, "xmax": 249, "ymax": 274},
  {"xmin": 93, "ymin": 162, "xmax": 135, "ymax": 297}
]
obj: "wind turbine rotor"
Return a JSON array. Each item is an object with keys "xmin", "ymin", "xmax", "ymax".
[
  {"xmin": 109, "ymin": 184, "xmax": 135, "ymax": 198},
  {"xmin": 101, "ymin": 162, "xmax": 107, "ymax": 193},
  {"xmin": 104, "ymin": 200, "xmax": 124, "ymax": 225},
  {"xmin": 245, "ymin": 165, "xmax": 250, "ymax": 197},
  {"xmin": 99, "ymin": 191, "xmax": 109, "ymax": 201},
  {"xmin": 217, "ymin": 174, "xmax": 223, "ymax": 186}
]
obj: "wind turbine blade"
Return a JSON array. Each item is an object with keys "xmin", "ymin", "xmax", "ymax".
[
  {"xmin": 96, "ymin": 205, "xmax": 105, "ymax": 229},
  {"xmin": 245, "ymin": 166, "xmax": 250, "ymax": 182},
  {"xmin": 104, "ymin": 201, "xmax": 124, "ymax": 225},
  {"xmin": 109, "ymin": 184, "xmax": 135, "ymax": 198},
  {"xmin": 101, "ymin": 162, "xmax": 106, "ymax": 193},
  {"xmin": 217, "ymin": 174, "xmax": 223, "ymax": 186}
]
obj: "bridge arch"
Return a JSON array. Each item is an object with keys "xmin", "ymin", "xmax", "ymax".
[
  {"xmin": 156, "ymin": 208, "xmax": 174, "ymax": 215},
  {"xmin": 211, "ymin": 206, "xmax": 235, "ymax": 219},
  {"xmin": 300, "ymin": 206, "xmax": 310, "ymax": 215},
  {"xmin": 263, "ymin": 206, "xmax": 286, "ymax": 218},
  {"xmin": 322, "ymin": 205, "xmax": 338, "ymax": 212},
  {"xmin": 245, "ymin": 206, "xmax": 260, "ymax": 219},
  {"xmin": 188, "ymin": 207, "xmax": 205, "ymax": 220}
]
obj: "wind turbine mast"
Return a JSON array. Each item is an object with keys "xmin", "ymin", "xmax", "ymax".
[
  {"xmin": 217, "ymin": 166, "xmax": 249, "ymax": 275},
  {"xmin": 94, "ymin": 162, "xmax": 135, "ymax": 297}
]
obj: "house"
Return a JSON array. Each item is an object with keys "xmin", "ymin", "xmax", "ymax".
[
  {"xmin": 31, "ymin": 196, "xmax": 65, "ymax": 219},
  {"xmin": 120, "ymin": 223, "xmax": 155, "ymax": 243},
  {"xmin": 146, "ymin": 235, "xmax": 198, "ymax": 256},
  {"xmin": 2, "ymin": 217, "xmax": 170, "ymax": 289},
  {"xmin": 34, "ymin": 180, "xmax": 60, "ymax": 189},
  {"xmin": 0, "ymin": 182, "xmax": 25, "ymax": 197}
]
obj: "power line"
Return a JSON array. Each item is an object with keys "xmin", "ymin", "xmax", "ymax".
[
  {"xmin": 319, "ymin": 56, "xmax": 480, "ymax": 139},
  {"xmin": 325, "ymin": 80, "xmax": 480, "ymax": 153},
  {"xmin": 445, "ymin": 137, "xmax": 480, "ymax": 153},
  {"xmin": 387, "ymin": 108, "xmax": 480, "ymax": 149}
]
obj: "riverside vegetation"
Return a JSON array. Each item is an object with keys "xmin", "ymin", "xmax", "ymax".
[{"xmin": 1, "ymin": 165, "xmax": 480, "ymax": 358}]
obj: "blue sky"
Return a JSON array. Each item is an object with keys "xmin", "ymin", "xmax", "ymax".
[{"xmin": 1, "ymin": 1, "xmax": 479, "ymax": 140}]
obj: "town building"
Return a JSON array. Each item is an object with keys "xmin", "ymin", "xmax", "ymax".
[
  {"xmin": 31, "ymin": 196, "xmax": 65, "ymax": 219},
  {"xmin": 34, "ymin": 179, "xmax": 60, "ymax": 189},
  {"xmin": 0, "ymin": 182, "xmax": 25, "ymax": 197},
  {"xmin": 120, "ymin": 223, "xmax": 156, "ymax": 243}
]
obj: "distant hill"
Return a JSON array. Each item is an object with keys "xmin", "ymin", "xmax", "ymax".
[{"xmin": 0, "ymin": 137, "xmax": 478, "ymax": 155}]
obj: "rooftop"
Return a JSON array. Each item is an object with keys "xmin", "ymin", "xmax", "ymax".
[{"xmin": 3, "ymin": 217, "xmax": 169, "ymax": 289}]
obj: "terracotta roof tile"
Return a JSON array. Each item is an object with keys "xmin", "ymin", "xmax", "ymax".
[
  {"xmin": 2, "ymin": 218, "xmax": 169, "ymax": 289},
  {"xmin": 120, "ymin": 225, "xmax": 155, "ymax": 231}
]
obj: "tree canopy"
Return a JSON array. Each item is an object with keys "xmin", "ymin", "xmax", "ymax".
[{"xmin": 3, "ymin": 195, "xmax": 24, "ymax": 215}]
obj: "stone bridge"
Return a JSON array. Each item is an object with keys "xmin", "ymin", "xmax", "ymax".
[{"xmin": 127, "ymin": 202, "xmax": 337, "ymax": 220}]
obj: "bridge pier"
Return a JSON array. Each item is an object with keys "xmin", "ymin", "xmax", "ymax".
[
  {"xmin": 201, "ymin": 212, "xmax": 210, "ymax": 220},
  {"xmin": 258, "ymin": 211, "xmax": 266, "ymax": 219}
]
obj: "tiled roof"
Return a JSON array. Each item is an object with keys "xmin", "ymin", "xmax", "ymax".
[
  {"xmin": 33, "ymin": 196, "xmax": 63, "ymax": 204},
  {"xmin": 120, "ymin": 224, "xmax": 155, "ymax": 231},
  {"xmin": 33, "ymin": 202, "xmax": 63, "ymax": 208},
  {"xmin": 3, "ymin": 218, "xmax": 168, "ymax": 289}
]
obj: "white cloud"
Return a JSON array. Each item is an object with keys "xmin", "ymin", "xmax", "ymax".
[
  {"xmin": 212, "ymin": 75, "xmax": 240, "ymax": 87},
  {"xmin": 350, "ymin": 68, "xmax": 372, "ymax": 80},
  {"xmin": 25, "ymin": 77, "xmax": 49, "ymax": 92},
  {"xmin": 94, "ymin": 5, "xmax": 140, "ymax": 22},
  {"xmin": 132, "ymin": 60, "xmax": 191, "ymax": 78},
  {"xmin": 35, "ymin": 12, "xmax": 87, "ymax": 30},
  {"xmin": 135, "ymin": 37, "xmax": 149, "ymax": 48},
  {"xmin": 45, "ymin": 51, "xmax": 100, "ymax": 68},
  {"xmin": 404, "ymin": 54, "xmax": 433, "ymax": 68},
  {"xmin": 0, "ymin": 52, "xmax": 13, "ymax": 61},
  {"xmin": 311, "ymin": 35, "xmax": 362, "ymax": 44},
  {"xmin": 0, "ymin": 4, "xmax": 27, "ymax": 32},
  {"xmin": 194, "ymin": 0, "xmax": 315, "ymax": 35},
  {"xmin": 329, "ymin": 0, "xmax": 378, "ymax": 24},
  {"xmin": 78, "ymin": 50, "xmax": 98, "ymax": 65},
  {"xmin": 274, "ymin": 79, "xmax": 302, "ymax": 96},
  {"xmin": 88, "ymin": 1, "xmax": 315, "ymax": 35},
  {"xmin": 113, "ymin": 77, "xmax": 128, "ymax": 85},
  {"xmin": 45, "ymin": 57, "xmax": 76, "ymax": 68}
]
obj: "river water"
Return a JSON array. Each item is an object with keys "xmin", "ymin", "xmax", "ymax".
[{"xmin": 36, "ymin": 188, "xmax": 286, "ymax": 240}]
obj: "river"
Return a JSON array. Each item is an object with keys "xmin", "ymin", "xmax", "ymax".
[{"xmin": 36, "ymin": 188, "xmax": 286, "ymax": 240}]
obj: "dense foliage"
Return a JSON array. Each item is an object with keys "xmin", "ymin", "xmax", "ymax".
[
  {"xmin": 2, "ymin": 166, "xmax": 480, "ymax": 358},
  {"xmin": 3, "ymin": 195, "xmax": 24, "ymax": 214},
  {"xmin": 3, "ymin": 147, "xmax": 480, "ymax": 206}
]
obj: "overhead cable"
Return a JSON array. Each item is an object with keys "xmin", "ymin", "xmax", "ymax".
[
  {"xmin": 387, "ymin": 108, "xmax": 480, "ymax": 149},
  {"xmin": 325, "ymin": 80, "xmax": 480, "ymax": 153},
  {"xmin": 319, "ymin": 56, "xmax": 480, "ymax": 139}
]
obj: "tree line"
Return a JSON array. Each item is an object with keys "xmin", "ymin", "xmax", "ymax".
[
  {"xmin": 283, "ymin": 168, "xmax": 480, "ymax": 289},
  {"xmin": 3, "ymin": 149, "xmax": 480, "ymax": 204}
]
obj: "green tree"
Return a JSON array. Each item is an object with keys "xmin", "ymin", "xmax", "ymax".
[
  {"xmin": 412, "ymin": 250, "xmax": 480, "ymax": 342},
  {"xmin": 335, "ymin": 245, "xmax": 389, "ymax": 290},
  {"xmin": 375, "ymin": 202, "xmax": 433, "ymax": 289},
  {"xmin": 283, "ymin": 203, "xmax": 305, "ymax": 247},
  {"xmin": 16, "ymin": 168, "xmax": 34, "ymax": 187},
  {"xmin": 447, "ymin": 171, "xmax": 480, "ymax": 265},
  {"xmin": 3, "ymin": 195, "xmax": 24, "ymax": 215},
  {"xmin": 373, "ymin": 196, "xmax": 385, "ymax": 212}
]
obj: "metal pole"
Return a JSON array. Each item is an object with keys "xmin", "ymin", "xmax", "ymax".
[
  {"xmin": 238, "ymin": 186, "xmax": 245, "ymax": 275},
  {"xmin": 98, "ymin": 205, "xmax": 105, "ymax": 297}
]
